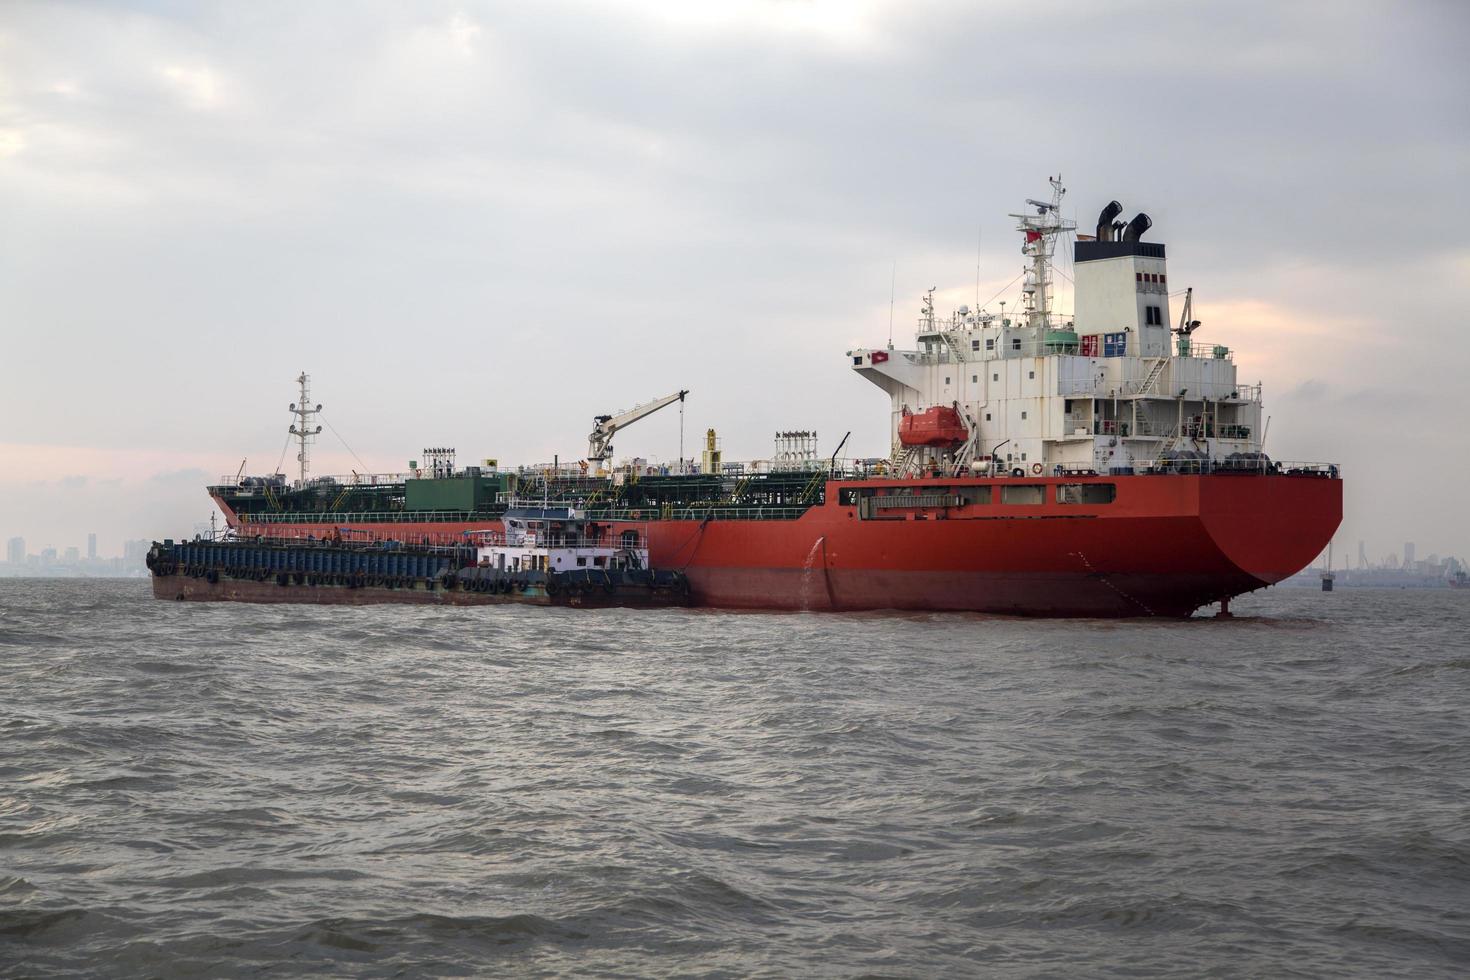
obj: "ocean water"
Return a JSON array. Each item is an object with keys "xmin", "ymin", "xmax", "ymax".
[{"xmin": 2, "ymin": 580, "xmax": 1468, "ymax": 978}]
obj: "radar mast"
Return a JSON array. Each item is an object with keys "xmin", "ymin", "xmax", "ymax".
[
  {"xmin": 1009, "ymin": 175, "xmax": 1076, "ymax": 330},
  {"xmin": 288, "ymin": 372, "xmax": 323, "ymax": 487}
]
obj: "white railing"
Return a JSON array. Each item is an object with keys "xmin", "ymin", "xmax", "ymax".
[
  {"xmin": 1061, "ymin": 378, "xmax": 1262, "ymax": 401},
  {"xmin": 1175, "ymin": 342, "xmax": 1233, "ymax": 360}
]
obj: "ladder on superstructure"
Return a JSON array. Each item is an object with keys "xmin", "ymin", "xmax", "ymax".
[
  {"xmin": 950, "ymin": 409, "xmax": 981, "ymax": 476},
  {"xmin": 940, "ymin": 331, "xmax": 968, "ymax": 363},
  {"xmin": 1137, "ymin": 357, "xmax": 1168, "ymax": 395},
  {"xmin": 888, "ymin": 442, "xmax": 921, "ymax": 477},
  {"xmin": 950, "ymin": 441, "xmax": 976, "ymax": 477}
]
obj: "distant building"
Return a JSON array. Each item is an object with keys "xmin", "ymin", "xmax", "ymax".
[
  {"xmin": 5, "ymin": 537, "xmax": 22, "ymax": 564},
  {"xmin": 123, "ymin": 539, "xmax": 151, "ymax": 567},
  {"xmin": 87, "ymin": 533, "xmax": 97, "ymax": 560},
  {"xmin": 1405, "ymin": 542, "xmax": 1416, "ymax": 568},
  {"xmin": 40, "ymin": 547, "xmax": 57, "ymax": 565},
  {"xmin": 64, "ymin": 546, "xmax": 80, "ymax": 563}
]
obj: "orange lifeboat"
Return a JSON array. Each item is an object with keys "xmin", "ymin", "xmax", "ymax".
[{"xmin": 898, "ymin": 405, "xmax": 968, "ymax": 447}]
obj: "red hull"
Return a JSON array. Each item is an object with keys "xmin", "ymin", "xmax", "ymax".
[{"xmin": 214, "ymin": 473, "xmax": 1341, "ymax": 617}]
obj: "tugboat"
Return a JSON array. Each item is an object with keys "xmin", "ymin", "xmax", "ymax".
[
  {"xmin": 147, "ymin": 508, "xmax": 690, "ymax": 608},
  {"xmin": 451, "ymin": 506, "xmax": 689, "ymax": 606}
]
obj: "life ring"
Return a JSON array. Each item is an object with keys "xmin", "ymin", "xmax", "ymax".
[{"xmin": 1031, "ymin": 463, "xmax": 1043, "ymax": 475}]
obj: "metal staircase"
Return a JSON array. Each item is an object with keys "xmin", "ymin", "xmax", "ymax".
[
  {"xmin": 888, "ymin": 442, "xmax": 921, "ymax": 477},
  {"xmin": 950, "ymin": 439, "xmax": 977, "ymax": 477},
  {"xmin": 800, "ymin": 468, "xmax": 828, "ymax": 503},
  {"xmin": 940, "ymin": 331, "xmax": 968, "ymax": 363},
  {"xmin": 1137, "ymin": 357, "xmax": 1167, "ymax": 395}
]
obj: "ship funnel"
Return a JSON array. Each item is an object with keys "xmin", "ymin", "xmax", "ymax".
[
  {"xmin": 1123, "ymin": 212, "xmax": 1152, "ymax": 242},
  {"xmin": 1095, "ymin": 201, "xmax": 1122, "ymax": 241}
]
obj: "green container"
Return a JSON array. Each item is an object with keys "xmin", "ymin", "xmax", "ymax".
[
  {"xmin": 406, "ymin": 473, "xmax": 511, "ymax": 512},
  {"xmin": 1045, "ymin": 329, "xmax": 1079, "ymax": 352}
]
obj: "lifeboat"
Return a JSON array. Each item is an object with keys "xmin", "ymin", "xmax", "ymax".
[{"xmin": 898, "ymin": 405, "xmax": 968, "ymax": 447}]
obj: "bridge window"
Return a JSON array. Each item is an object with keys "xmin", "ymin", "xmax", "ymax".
[
  {"xmin": 986, "ymin": 338, "xmax": 995, "ymax": 351},
  {"xmin": 1001, "ymin": 485, "xmax": 1044, "ymax": 505},
  {"xmin": 1056, "ymin": 483, "xmax": 1117, "ymax": 504},
  {"xmin": 853, "ymin": 356, "xmax": 862, "ymax": 365},
  {"xmin": 971, "ymin": 339, "xmax": 980, "ymax": 351}
]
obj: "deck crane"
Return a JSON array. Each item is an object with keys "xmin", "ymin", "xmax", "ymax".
[{"xmin": 587, "ymin": 389, "xmax": 689, "ymax": 472}]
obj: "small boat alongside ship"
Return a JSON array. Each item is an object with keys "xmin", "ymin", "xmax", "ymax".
[{"xmin": 147, "ymin": 507, "xmax": 690, "ymax": 608}]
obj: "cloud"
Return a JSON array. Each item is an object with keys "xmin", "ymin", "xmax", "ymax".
[{"xmin": 158, "ymin": 64, "xmax": 223, "ymax": 109}]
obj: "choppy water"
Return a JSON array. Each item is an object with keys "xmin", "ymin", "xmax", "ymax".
[{"xmin": 2, "ymin": 580, "xmax": 1468, "ymax": 978}]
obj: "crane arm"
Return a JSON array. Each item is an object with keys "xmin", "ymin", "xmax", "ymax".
[{"xmin": 587, "ymin": 389, "xmax": 688, "ymax": 462}]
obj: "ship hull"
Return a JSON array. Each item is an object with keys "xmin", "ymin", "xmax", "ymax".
[
  {"xmin": 214, "ymin": 473, "xmax": 1341, "ymax": 617},
  {"xmin": 648, "ymin": 474, "xmax": 1341, "ymax": 616}
]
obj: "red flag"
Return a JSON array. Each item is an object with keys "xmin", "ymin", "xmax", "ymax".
[
  {"xmin": 1026, "ymin": 230, "xmax": 1043, "ymax": 243},
  {"xmin": 871, "ymin": 350, "xmax": 889, "ymax": 364}
]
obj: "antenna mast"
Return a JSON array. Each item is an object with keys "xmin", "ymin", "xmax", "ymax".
[
  {"xmin": 888, "ymin": 261, "xmax": 896, "ymax": 348},
  {"xmin": 288, "ymin": 372, "xmax": 323, "ymax": 487},
  {"xmin": 1009, "ymin": 175, "xmax": 1076, "ymax": 332}
]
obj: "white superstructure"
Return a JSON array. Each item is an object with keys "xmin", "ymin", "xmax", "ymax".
[
  {"xmin": 471, "ymin": 507, "xmax": 648, "ymax": 574},
  {"xmin": 850, "ymin": 177, "xmax": 1263, "ymax": 476}
]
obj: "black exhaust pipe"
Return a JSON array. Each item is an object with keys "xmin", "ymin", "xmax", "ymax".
[
  {"xmin": 1095, "ymin": 201, "xmax": 1122, "ymax": 241},
  {"xmin": 1123, "ymin": 212, "xmax": 1152, "ymax": 242}
]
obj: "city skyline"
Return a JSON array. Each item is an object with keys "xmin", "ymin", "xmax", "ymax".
[{"xmin": 2, "ymin": 531, "xmax": 152, "ymax": 577}]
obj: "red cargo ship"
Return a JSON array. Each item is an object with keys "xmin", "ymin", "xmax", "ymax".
[{"xmin": 186, "ymin": 179, "xmax": 1342, "ymax": 616}]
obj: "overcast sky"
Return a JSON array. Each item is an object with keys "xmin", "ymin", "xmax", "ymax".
[{"xmin": 2, "ymin": 0, "xmax": 1467, "ymax": 563}]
